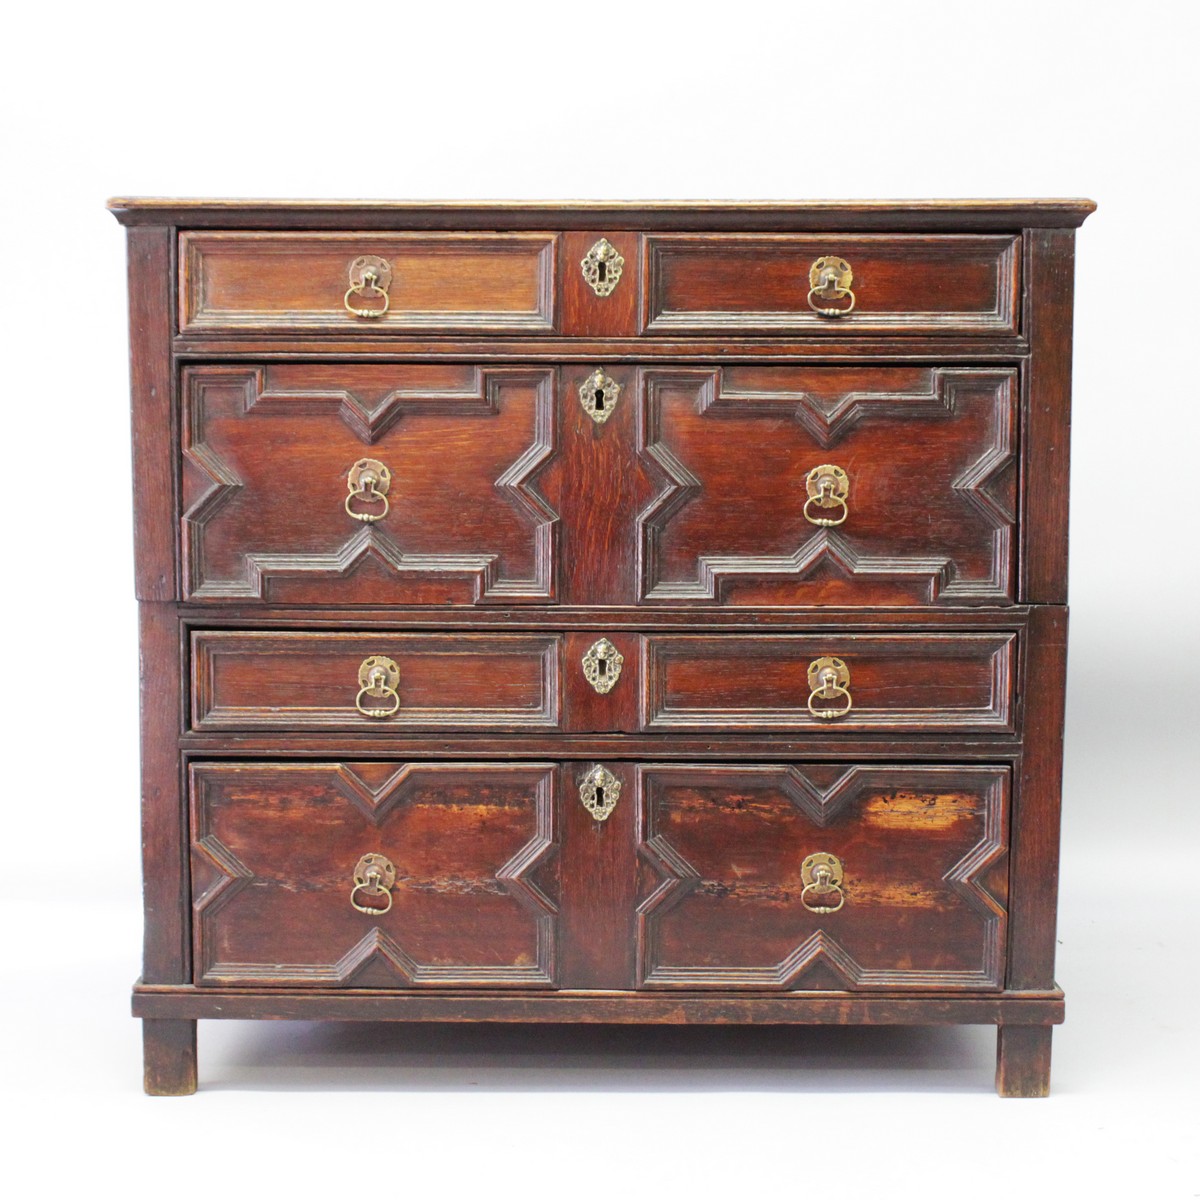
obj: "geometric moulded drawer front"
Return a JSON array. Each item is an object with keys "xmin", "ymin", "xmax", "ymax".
[
  {"xmin": 643, "ymin": 633, "xmax": 1016, "ymax": 733},
  {"xmin": 639, "ymin": 366, "xmax": 1018, "ymax": 605},
  {"xmin": 181, "ymin": 363, "xmax": 558, "ymax": 605},
  {"xmin": 643, "ymin": 234, "xmax": 1020, "ymax": 336},
  {"xmin": 190, "ymin": 762, "xmax": 559, "ymax": 988},
  {"xmin": 191, "ymin": 631, "xmax": 561, "ymax": 731},
  {"xmin": 179, "ymin": 232, "xmax": 558, "ymax": 335},
  {"xmin": 637, "ymin": 764, "xmax": 1010, "ymax": 990}
]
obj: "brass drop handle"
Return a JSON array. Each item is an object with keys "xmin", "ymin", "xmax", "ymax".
[
  {"xmin": 582, "ymin": 638, "xmax": 624, "ymax": 694},
  {"xmin": 344, "ymin": 255, "xmax": 392, "ymax": 319},
  {"xmin": 807, "ymin": 656, "xmax": 852, "ymax": 720},
  {"xmin": 355, "ymin": 655, "xmax": 401, "ymax": 719},
  {"xmin": 800, "ymin": 852, "xmax": 845, "ymax": 914},
  {"xmin": 345, "ymin": 458, "xmax": 391, "ymax": 524},
  {"xmin": 803, "ymin": 464, "xmax": 849, "ymax": 527},
  {"xmin": 350, "ymin": 853, "xmax": 396, "ymax": 915},
  {"xmin": 807, "ymin": 255, "xmax": 855, "ymax": 317}
]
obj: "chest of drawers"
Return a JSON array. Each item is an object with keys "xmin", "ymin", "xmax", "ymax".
[{"xmin": 111, "ymin": 198, "xmax": 1093, "ymax": 1096}]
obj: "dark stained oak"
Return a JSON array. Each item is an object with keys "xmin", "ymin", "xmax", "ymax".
[{"xmin": 115, "ymin": 198, "xmax": 1090, "ymax": 1096}]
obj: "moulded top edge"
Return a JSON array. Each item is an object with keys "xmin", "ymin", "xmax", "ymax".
[{"xmin": 106, "ymin": 197, "xmax": 1098, "ymax": 230}]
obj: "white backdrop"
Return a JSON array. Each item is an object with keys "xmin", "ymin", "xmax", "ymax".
[{"xmin": 2, "ymin": 1, "xmax": 1197, "ymax": 1195}]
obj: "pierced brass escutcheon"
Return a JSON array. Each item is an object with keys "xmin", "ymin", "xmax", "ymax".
[
  {"xmin": 582, "ymin": 638, "xmax": 624, "ymax": 695},
  {"xmin": 344, "ymin": 255, "xmax": 392, "ymax": 319},
  {"xmin": 355, "ymin": 655, "xmax": 401, "ymax": 719},
  {"xmin": 579, "ymin": 765, "xmax": 620, "ymax": 822},
  {"xmin": 803, "ymin": 463, "xmax": 850, "ymax": 527},
  {"xmin": 800, "ymin": 852, "xmax": 845, "ymax": 914},
  {"xmin": 807, "ymin": 656, "xmax": 852, "ymax": 720},
  {"xmin": 581, "ymin": 238, "xmax": 624, "ymax": 297},
  {"xmin": 345, "ymin": 458, "xmax": 391, "ymax": 524},
  {"xmin": 350, "ymin": 853, "xmax": 396, "ymax": 915},
  {"xmin": 807, "ymin": 255, "xmax": 855, "ymax": 317},
  {"xmin": 579, "ymin": 368, "xmax": 621, "ymax": 425}
]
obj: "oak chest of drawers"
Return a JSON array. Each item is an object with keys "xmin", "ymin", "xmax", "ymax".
[{"xmin": 111, "ymin": 197, "xmax": 1093, "ymax": 1096}]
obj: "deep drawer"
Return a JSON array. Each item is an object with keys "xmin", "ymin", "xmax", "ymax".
[
  {"xmin": 635, "ymin": 762, "xmax": 1010, "ymax": 990},
  {"xmin": 179, "ymin": 231, "xmax": 558, "ymax": 334},
  {"xmin": 642, "ymin": 632, "xmax": 1015, "ymax": 733},
  {"xmin": 643, "ymin": 233, "xmax": 1020, "ymax": 335},
  {"xmin": 190, "ymin": 762, "xmax": 560, "ymax": 987},
  {"xmin": 191, "ymin": 631, "xmax": 560, "ymax": 730}
]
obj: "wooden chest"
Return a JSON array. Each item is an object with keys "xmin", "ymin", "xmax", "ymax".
[{"xmin": 111, "ymin": 198, "xmax": 1093, "ymax": 1096}]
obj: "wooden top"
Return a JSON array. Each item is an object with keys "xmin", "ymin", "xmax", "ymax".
[{"xmin": 107, "ymin": 197, "xmax": 1096, "ymax": 231}]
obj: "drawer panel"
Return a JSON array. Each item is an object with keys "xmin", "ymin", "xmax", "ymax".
[
  {"xmin": 639, "ymin": 366, "xmax": 1017, "ymax": 605},
  {"xmin": 643, "ymin": 633, "xmax": 1015, "ymax": 733},
  {"xmin": 636, "ymin": 763, "xmax": 1009, "ymax": 990},
  {"xmin": 643, "ymin": 234, "xmax": 1020, "ymax": 335},
  {"xmin": 191, "ymin": 762, "xmax": 559, "ymax": 987},
  {"xmin": 192, "ymin": 631, "xmax": 560, "ymax": 730},
  {"xmin": 182, "ymin": 363, "xmax": 557, "ymax": 604},
  {"xmin": 180, "ymin": 232, "xmax": 557, "ymax": 334}
]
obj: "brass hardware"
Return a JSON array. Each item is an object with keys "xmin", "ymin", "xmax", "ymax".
[
  {"xmin": 807, "ymin": 656, "xmax": 852, "ymax": 720},
  {"xmin": 807, "ymin": 256, "xmax": 855, "ymax": 317},
  {"xmin": 582, "ymin": 638, "xmax": 624, "ymax": 695},
  {"xmin": 800, "ymin": 852, "xmax": 845, "ymax": 914},
  {"xmin": 579, "ymin": 369, "xmax": 621, "ymax": 425},
  {"xmin": 350, "ymin": 853, "xmax": 396, "ymax": 915},
  {"xmin": 579, "ymin": 765, "xmax": 620, "ymax": 822},
  {"xmin": 344, "ymin": 255, "xmax": 392, "ymax": 319},
  {"xmin": 581, "ymin": 238, "xmax": 624, "ymax": 297},
  {"xmin": 355, "ymin": 655, "xmax": 401, "ymax": 719},
  {"xmin": 345, "ymin": 458, "xmax": 391, "ymax": 524},
  {"xmin": 803, "ymin": 464, "xmax": 850, "ymax": 527}
]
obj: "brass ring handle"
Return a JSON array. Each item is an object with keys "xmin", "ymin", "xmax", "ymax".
[
  {"xmin": 800, "ymin": 853, "xmax": 845, "ymax": 914},
  {"xmin": 807, "ymin": 256, "xmax": 855, "ymax": 317},
  {"xmin": 350, "ymin": 853, "xmax": 396, "ymax": 915},
  {"xmin": 345, "ymin": 458, "xmax": 391, "ymax": 524},
  {"xmin": 355, "ymin": 656, "xmax": 401, "ymax": 719},
  {"xmin": 803, "ymin": 464, "xmax": 849, "ymax": 527},
  {"xmin": 807, "ymin": 656, "xmax": 852, "ymax": 720},
  {"xmin": 344, "ymin": 255, "xmax": 393, "ymax": 319}
]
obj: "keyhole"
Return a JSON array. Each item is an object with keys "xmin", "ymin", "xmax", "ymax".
[
  {"xmin": 597, "ymin": 658, "xmax": 607, "ymax": 677},
  {"xmin": 594, "ymin": 388, "xmax": 606, "ymax": 411},
  {"xmin": 596, "ymin": 261, "xmax": 607, "ymax": 283},
  {"xmin": 594, "ymin": 786, "xmax": 605, "ymax": 807}
]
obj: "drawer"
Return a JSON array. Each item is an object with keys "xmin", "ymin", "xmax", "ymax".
[
  {"xmin": 643, "ymin": 234, "xmax": 1020, "ymax": 335},
  {"xmin": 635, "ymin": 763, "xmax": 1010, "ymax": 990},
  {"xmin": 643, "ymin": 633, "xmax": 1015, "ymax": 733},
  {"xmin": 181, "ymin": 363, "xmax": 558, "ymax": 604},
  {"xmin": 179, "ymin": 231, "xmax": 558, "ymax": 334},
  {"xmin": 640, "ymin": 365, "xmax": 1018, "ymax": 605},
  {"xmin": 190, "ymin": 762, "xmax": 560, "ymax": 987},
  {"xmin": 191, "ymin": 631, "xmax": 560, "ymax": 730}
]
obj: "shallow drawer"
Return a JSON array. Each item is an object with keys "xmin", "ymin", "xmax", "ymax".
[
  {"xmin": 643, "ymin": 233, "xmax": 1020, "ymax": 335},
  {"xmin": 642, "ymin": 633, "xmax": 1015, "ymax": 733},
  {"xmin": 191, "ymin": 631, "xmax": 560, "ymax": 730},
  {"xmin": 181, "ymin": 362, "xmax": 558, "ymax": 605},
  {"xmin": 640, "ymin": 365, "xmax": 1018, "ymax": 606},
  {"xmin": 179, "ymin": 231, "xmax": 558, "ymax": 334},
  {"xmin": 636, "ymin": 762, "xmax": 1010, "ymax": 990},
  {"xmin": 191, "ymin": 762, "xmax": 560, "ymax": 987}
]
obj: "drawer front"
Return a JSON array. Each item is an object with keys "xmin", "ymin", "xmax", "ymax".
[
  {"xmin": 191, "ymin": 762, "xmax": 559, "ymax": 987},
  {"xmin": 182, "ymin": 363, "xmax": 557, "ymax": 604},
  {"xmin": 640, "ymin": 366, "xmax": 1017, "ymax": 605},
  {"xmin": 180, "ymin": 232, "xmax": 557, "ymax": 334},
  {"xmin": 192, "ymin": 632, "xmax": 560, "ymax": 731},
  {"xmin": 643, "ymin": 234, "xmax": 1020, "ymax": 335},
  {"xmin": 643, "ymin": 633, "xmax": 1015, "ymax": 733},
  {"xmin": 636, "ymin": 764, "xmax": 1009, "ymax": 990}
]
